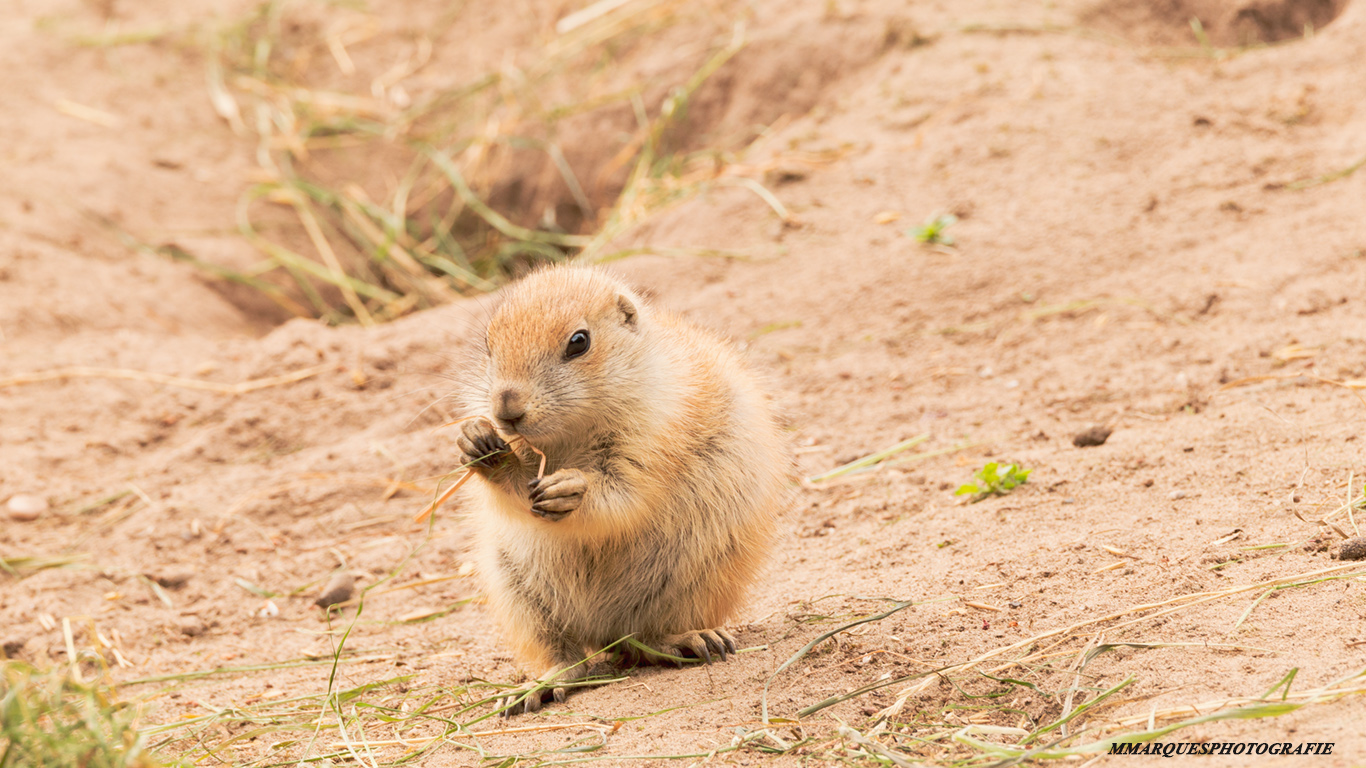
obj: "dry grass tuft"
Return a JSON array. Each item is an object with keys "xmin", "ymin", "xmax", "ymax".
[
  {"xmin": 0, "ymin": 661, "xmax": 160, "ymax": 768},
  {"xmin": 161, "ymin": 0, "xmax": 780, "ymax": 324}
]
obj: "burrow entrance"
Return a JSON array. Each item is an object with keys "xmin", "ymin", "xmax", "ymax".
[{"xmin": 1084, "ymin": 0, "xmax": 1351, "ymax": 47}]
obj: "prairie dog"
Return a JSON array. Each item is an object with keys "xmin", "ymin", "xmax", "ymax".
[{"xmin": 457, "ymin": 266, "xmax": 789, "ymax": 713}]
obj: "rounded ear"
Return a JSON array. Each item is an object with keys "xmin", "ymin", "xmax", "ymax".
[{"xmin": 616, "ymin": 294, "xmax": 638, "ymax": 330}]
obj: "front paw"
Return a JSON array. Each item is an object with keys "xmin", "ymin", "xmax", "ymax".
[
  {"xmin": 527, "ymin": 469, "xmax": 585, "ymax": 521},
  {"xmin": 457, "ymin": 417, "xmax": 510, "ymax": 470}
]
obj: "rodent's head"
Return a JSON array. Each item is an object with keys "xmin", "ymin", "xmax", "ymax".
[{"xmin": 476, "ymin": 267, "xmax": 649, "ymax": 444}]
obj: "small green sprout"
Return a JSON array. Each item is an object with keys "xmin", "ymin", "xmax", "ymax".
[
  {"xmin": 909, "ymin": 213, "xmax": 957, "ymax": 246},
  {"xmin": 955, "ymin": 461, "xmax": 1032, "ymax": 502}
]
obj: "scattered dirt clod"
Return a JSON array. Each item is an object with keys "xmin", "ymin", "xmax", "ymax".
[
  {"xmin": 1339, "ymin": 537, "xmax": 1366, "ymax": 561},
  {"xmin": 175, "ymin": 616, "xmax": 208, "ymax": 638},
  {"xmin": 1072, "ymin": 426, "xmax": 1113, "ymax": 447},
  {"xmin": 150, "ymin": 572, "xmax": 193, "ymax": 590}
]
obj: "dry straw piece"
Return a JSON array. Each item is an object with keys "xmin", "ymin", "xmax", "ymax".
[
  {"xmin": 412, "ymin": 422, "xmax": 547, "ymax": 523},
  {"xmin": 412, "ymin": 470, "xmax": 474, "ymax": 524}
]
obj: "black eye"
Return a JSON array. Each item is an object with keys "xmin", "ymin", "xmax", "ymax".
[{"xmin": 564, "ymin": 330, "xmax": 591, "ymax": 359}]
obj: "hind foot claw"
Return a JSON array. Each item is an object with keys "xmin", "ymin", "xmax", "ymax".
[
  {"xmin": 497, "ymin": 663, "xmax": 582, "ymax": 717},
  {"xmin": 632, "ymin": 628, "xmax": 739, "ymax": 666}
]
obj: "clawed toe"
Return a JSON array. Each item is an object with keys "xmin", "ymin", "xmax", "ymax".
[
  {"xmin": 459, "ymin": 418, "xmax": 510, "ymax": 469},
  {"xmin": 498, "ymin": 688, "xmax": 541, "ymax": 717},
  {"xmin": 697, "ymin": 628, "xmax": 739, "ymax": 661},
  {"xmin": 676, "ymin": 632, "xmax": 711, "ymax": 664},
  {"xmin": 526, "ymin": 469, "xmax": 585, "ymax": 519},
  {"xmin": 498, "ymin": 664, "xmax": 582, "ymax": 716},
  {"xmin": 645, "ymin": 628, "xmax": 740, "ymax": 666},
  {"xmin": 499, "ymin": 684, "xmax": 557, "ymax": 717}
]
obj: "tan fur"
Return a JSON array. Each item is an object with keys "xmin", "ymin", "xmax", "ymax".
[{"xmin": 458, "ymin": 266, "xmax": 790, "ymax": 691}]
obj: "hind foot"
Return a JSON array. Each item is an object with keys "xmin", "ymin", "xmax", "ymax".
[
  {"xmin": 497, "ymin": 662, "xmax": 586, "ymax": 717},
  {"xmin": 631, "ymin": 628, "xmax": 738, "ymax": 666}
]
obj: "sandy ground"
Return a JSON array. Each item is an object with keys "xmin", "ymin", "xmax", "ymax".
[{"xmin": 3, "ymin": 0, "xmax": 1366, "ymax": 765}]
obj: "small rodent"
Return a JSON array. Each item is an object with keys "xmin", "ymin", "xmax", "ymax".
[{"xmin": 457, "ymin": 266, "xmax": 789, "ymax": 714}]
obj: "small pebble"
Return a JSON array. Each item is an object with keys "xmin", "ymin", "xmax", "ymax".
[
  {"xmin": 1340, "ymin": 537, "xmax": 1366, "ymax": 561},
  {"xmin": 315, "ymin": 571, "xmax": 356, "ymax": 609},
  {"xmin": 1169, "ymin": 490, "xmax": 1187, "ymax": 500},
  {"xmin": 6, "ymin": 494, "xmax": 48, "ymax": 522},
  {"xmin": 1072, "ymin": 426, "xmax": 1113, "ymax": 448},
  {"xmin": 258, "ymin": 600, "xmax": 280, "ymax": 619}
]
